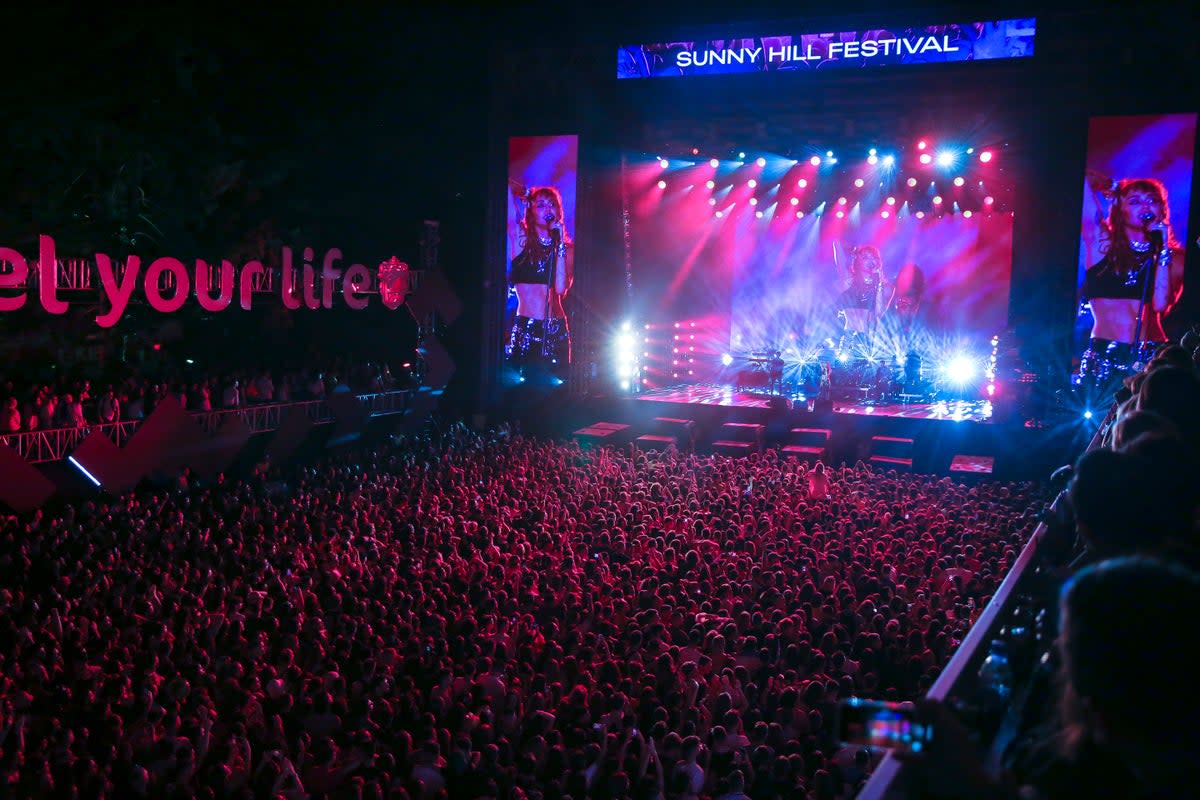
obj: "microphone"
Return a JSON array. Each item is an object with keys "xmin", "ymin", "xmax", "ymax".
[{"xmin": 1142, "ymin": 212, "xmax": 1164, "ymax": 250}]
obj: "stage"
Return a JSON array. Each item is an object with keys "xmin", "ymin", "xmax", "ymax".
[{"xmin": 635, "ymin": 383, "xmax": 995, "ymax": 424}]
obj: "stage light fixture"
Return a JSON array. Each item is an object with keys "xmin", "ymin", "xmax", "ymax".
[
  {"xmin": 963, "ymin": 210, "xmax": 973, "ymax": 218},
  {"xmin": 738, "ymin": 151, "xmax": 746, "ymax": 159},
  {"xmin": 715, "ymin": 210, "xmax": 724, "ymax": 218},
  {"xmin": 706, "ymin": 179, "xmax": 715, "ymax": 189},
  {"xmin": 907, "ymin": 177, "xmax": 918, "ymax": 187},
  {"xmin": 919, "ymin": 153, "xmax": 933, "ymax": 165},
  {"xmin": 749, "ymin": 197, "xmax": 758, "ymax": 206},
  {"xmin": 797, "ymin": 178, "xmax": 808, "ymax": 188},
  {"xmin": 966, "ymin": 147, "xmax": 975, "ymax": 154},
  {"xmin": 710, "ymin": 158, "xmax": 719, "ymax": 168},
  {"xmin": 944, "ymin": 356, "xmax": 977, "ymax": 385},
  {"xmin": 836, "ymin": 210, "xmax": 845, "ymax": 219},
  {"xmin": 721, "ymin": 353, "xmax": 734, "ymax": 366},
  {"xmin": 869, "ymin": 148, "xmax": 877, "ymax": 156},
  {"xmin": 837, "ymin": 196, "xmax": 847, "ymax": 205},
  {"xmin": 827, "ymin": 157, "xmax": 838, "ymax": 164},
  {"xmin": 953, "ymin": 176, "xmax": 965, "ymax": 187},
  {"xmin": 826, "ymin": 150, "xmax": 834, "ymax": 157},
  {"xmin": 709, "ymin": 197, "xmax": 717, "ymax": 205},
  {"xmin": 984, "ymin": 196, "xmax": 995, "ymax": 205},
  {"xmin": 979, "ymin": 150, "xmax": 993, "ymax": 163},
  {"xmin": 692, "ymin": 147, "xmax": 700, "ymax": 155},
  {"xmin": 659, "ymin": 159, "xmax": 669, "ymax": 168},
  {"xmin": 916, "ymin": 211, "xmax": 925, "ymax": 219},
  {"xmin": 886, "ymin": 196, "xmax": 896, "ymax": 205},
  {"xmin": 867, "ymin": 155, "xmax": 879, "ymax": 165},
  {"xmin": 756, "ymin": 157, "xmax": 767, "ymax": 167},
  {"xmin": 755, "ymin": 210, "xmax": 763, "ymax": 218},
  {"xmin": 796, "ymin": 211, "xmax": 804, "ymax": 218},
  {"xmin": 657, "ymin": 180, "xmax": 666, "ymax": 189},
  {"xmin": 882, "ymin": 155, "xmax": 895, "ymax": 167},
  {"xmin": 987, "ymin": 383, "xmax": 996, "ymax": 396},
  {"xmin": 936, "ymin": 151, "xmax": 956, "ymax": 167},
  {"xmin": 789, "ymin": 197, "xmax": 799, "ymax": 206},
  {"xmin": 1083, "ymin": 410, "xmax": 1093, "ymax": 420},
  {"xmin": 932, "ymin": 195, "xmax": 943, "ymax": 205},
  {"xmin": 881, "ymin": 210, "xmax": 890, "ymax": 219},
  {"xmin": 747, "ymin": 179, "xmax": 757, "ymax": 188},
  {"xmin": 917, "ymin": 140, "xmax": 927, "ymax": 150},
  {"xmin": 809, "ymin": 156, "xmax": 821, "ymax": 166},
  {"xmin": 854, "ymin": 178, "xmax": 865, "ymax": 188}
]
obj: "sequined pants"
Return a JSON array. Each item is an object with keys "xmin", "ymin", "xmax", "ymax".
[
  {"xmin": 507, "ymin": 315, "xmax": 571, "ymax": 371},
  {"xmin": 1077, "ymin": 338, "xmax": 1158, "ymax": 389}
]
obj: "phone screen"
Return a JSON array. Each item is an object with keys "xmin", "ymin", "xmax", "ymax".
[{"xmin": 836, "ymin": 698, "xmax": 933, "ymax": 753}]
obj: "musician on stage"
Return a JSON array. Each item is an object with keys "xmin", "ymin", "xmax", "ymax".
[
  {"xmin": 836, "ymin": 245, "xmax": 890, "ymax": 354},
  {"xmin": 1078, "ymin": 176, "xmax": 1184, "ymax": 388}
]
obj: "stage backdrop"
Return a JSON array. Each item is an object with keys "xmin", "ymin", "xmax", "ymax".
[
  {"xmin": 503, "ymin": 136, "xmax": 579, "ymax": 381},
  {"xmin": 1075, "ymin": 113, "xmax": 1196, "ymax": 366}
]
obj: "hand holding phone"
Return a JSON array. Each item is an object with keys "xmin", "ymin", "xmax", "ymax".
[{"xmin": 836, "ymin": 698, "xmax": 934, "ymax": 753}]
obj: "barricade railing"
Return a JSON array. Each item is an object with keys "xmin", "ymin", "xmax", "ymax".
[
  {"xmin": 0, "ymin": 390, "xmax": 410, "ymax": 463},
  {"xmin": 858, "ymin": 407, "xmax": 1113, "ymax": 799}
]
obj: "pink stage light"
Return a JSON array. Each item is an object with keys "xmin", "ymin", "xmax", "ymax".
[
  {"xmin": 756, "ymin": 157, "xmax": 767, "ymax": 167},
  {"xmin": 657, "ymin": 180, "xmax": 666, "ymax": 189},
  {"xmin": 907, "ymin": 177, "xmax": 918, "ymax": 187},
  {"xmin": 919, "ymin": 153, "xmax": 933, "ymax": 165},
  {"xmin": 867, "ymin": 155, "xmax": 879, "ymax": 165},
  {"xmin": 797, "ymin": 178, "xmax": 808, "ymax": 188},
  {"xmin": 916, "ymin": 211, "xmax": 926, "ymax": 219},
  {"xmin": 796, "ymin": 211, "xmax": 804, "ymax": 218},
  {"xmin": 886, "ymin": 196, "xmax": 896, "ymax": 205},
  {"xmin": 715, "ymin": 211, "xmax": 723, "ymax": 218},
  {"xmin": 755, "ymin": 210, "xmax": 764, "ymax": 218},
  {"xmin": 984, "ymin": 196, "xmax": 995, "ymax": 205},
  {"xmin": 835, "ymin": 210, "xmax": 845, "ymax": 219},
  {"xmin": 953, "ymin": 176, "xmax": 965, "ymax": 187},
  {"xmin": 708, "ymin": 198, "xmax": 717, "ymax": 205},
  {"xmin": 706, "ymin": 179, "xmax": 715, "ymax": 189},
  {"xmin": 979, "ymin": 150, "xmax": 993, "ymax": 163},
  {"xmin": 809, "ymin": 156, "xmax": 821, "ymax": 166},
  {"xmin": 933, "ymin": 195, "xmax": 943, "ymax": 205},
  {"xmin": 748, "ymin": 197, "xmax": 758, "ymax": 206},
  {"xmin": 710, "ymin": 158, "xmax": 719, "ymax": 168},
  {"xmin": 963, "ymin": 210, "xmax": 973, "ymax": 218},
  {"xmin": 854, "ymin": 178, "xmax": 865, "ymax": 188},
  {"xmin": 881, "ymin": 210, "xmax": 890, "ymax": 219},
  {"xmin": 692, "ymin": 147, "xmax": 700, "ymax": 155},
  {"xmin": 917, "ymin": 140, "xmax": 928, "ymax": 150},
  {"xmin": 659, "ymin": 159, "xmax": 669, "ymax": 168},
  {"xmin": 837, "ymin": 196, "xmax": 847, "ymax": 205},
  {"xmin": 789, "ymin": 197, "xmax": 799, "ymax": 206},
  {"xmin": 747, "ymin": 179, "xmax": 757, "ymax": 188}
]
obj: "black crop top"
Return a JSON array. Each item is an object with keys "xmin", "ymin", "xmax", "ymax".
[
  {"xmin": 510, "ymin": 246, "xmax": 555, "ymax": 285},
  {"xmin": 1083, "ymin": 250, "xmax": 1152, "ymax": 301}
]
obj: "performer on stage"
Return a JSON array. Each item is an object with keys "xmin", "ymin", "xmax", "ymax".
[
  {"xmin": 506, "ymin": 186, "xmax": 574, "ymax": 377},
  {"xmin": 836, "ymin": 245, "xmax": 889, "ymax": 354},
  {"xmin": 1078, "ymin": 176, "xmax": 1184, "ymax": 387}
]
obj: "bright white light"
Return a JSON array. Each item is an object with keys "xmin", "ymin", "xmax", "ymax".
[
  {"xmin": 1084, "ymin": 410, "xmax": 1093, "ymax": 420},
  {"xmin": 659, "ymin": 159, "xmax": 669, "ymax": 169},
  {"xmin": 756, "ymin": 157, "xmax": 766, "ymax": 167},
  {"xmin": 706, "ymin": 179, "xmax": 715, "ymax": 189},
  {"xmin": 747, "ymin": 179, "xmax": 757, "ymax": 188},
  {"xmin": 789, "ymin": 197, "xmax": 799, "ymax": 206},
  {"xmin": 907, "ymin": 177, "xmax": 918, "ymax": 187},
  {"xmin": 936, "ymin": 151, "xmax": 956, "ymax": 167},
  {"xmin": 657, "ymin": 180, "xmax": 666, "ymax": 189},
  {"xmin": 710, "ymin": 158, "xmax": 719, "ymax": 168},
  {"xmin": 919, "ymin": 153, "xmax": 933, "ymax": 165},
  {"xmin": 68, "ymin": 456, "xmax": 102, "ymax": 487},
  {"xmin": 867, "ymin": 155, "xmax": 878, "ymax": 165},
  {"xmin": 749, "ymin": 197, "xmax": 758, "ymax": 206},
  {"xmin": 738, "ymin": 151, "xmax": 746, "ymax": 159},
  {"xmin": 944, "ymin": 356, "xmax": 976, "ymax": 385},
  {"xmin": 620, "ymin": 380, "xmax": 630, "ymax": 391},
  {"xmin": 797, "ymin": 178, "xmax": 808, "ymax": 188},
  {"xmin": 854, "ymin": 178, "xmax": 865, "ymax": 188},
  {"xmin": 755, "ymin": 210, "xmax": 763, "ymax": 218},
  {"xmin": 809, "ymin": 155, "xmax": 821, "ymax": 166},
  {"xmin": 721, "ymin": 353, "xmax": 734, "ymax": 366},
  {"xmin": 882, "ymin": 155, "xmax": 895, "ymax": 167},
  {"xmin": 617, "ymin": 364, "xmax": 633, "ymax": 378},
  {"xmin": 886, "ymin": 196, "xmax": 896, "ymax": 205},
  {"xmin": 869, "ymin": 148, "xmax": 877, "ymax": 156},
  {"xmin": 837, "ymin": 352, "xmax": 850, "ymax": 363},
  {"xmin": 979, "ymin": 150, "xmax": 993, "ymax": 163},
  {"xmin": 709, "ymin": 198, "xmax": 717, "ymax": 205},
  {"xmin": 621, "ymin": 320, "xmax": 631, "ymax": 331},
  {"xmin": 953, "ymin": 176, "xmax": 965, "ymax": 187}
]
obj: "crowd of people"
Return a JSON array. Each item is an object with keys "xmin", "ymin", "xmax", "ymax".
[
  {"xmin": 0, "ymin": 361, "xmax": 406, "ymax": 434},
  {"xmin": 0, "ymin": 422, "xmax": 1045, "ymax": 800}
]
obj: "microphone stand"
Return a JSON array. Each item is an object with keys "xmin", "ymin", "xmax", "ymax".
[{"xmin": 542, "ymin": 226, "xmax": 559, "ymax": 361}]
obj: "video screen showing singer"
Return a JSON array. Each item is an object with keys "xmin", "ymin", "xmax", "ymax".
[
  {"xmin": 506, "ymin": 186, "xmax": 574, "ymax": 379},
  {"xmin": 1078, "ymin": 176, "xmax": 1184, "ymax": 388}
]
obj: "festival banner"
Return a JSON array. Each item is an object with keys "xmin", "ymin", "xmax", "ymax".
[{"xmin": 618, "ymin": 19, "xmax": 1036, "ymax": 79}]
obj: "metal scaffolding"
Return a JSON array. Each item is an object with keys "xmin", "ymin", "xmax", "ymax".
[{"xmin": 0, "ymin": 390, "xmax": 411, "ymax": 464}]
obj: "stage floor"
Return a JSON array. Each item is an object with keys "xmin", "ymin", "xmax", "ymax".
[{"xmin": 636, "ymin": 384, "xmax": 994, "ymax": 423}]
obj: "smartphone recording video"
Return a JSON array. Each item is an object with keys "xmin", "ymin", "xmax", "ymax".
[{"xmin": 837, "ymin": 698, "xmax": 934, "ymax": 753}]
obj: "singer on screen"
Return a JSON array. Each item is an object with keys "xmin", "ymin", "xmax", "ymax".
[
  {"xmin": 1078, "ymin": 177, "xmax": 1184, "ymax": 386},
  {"xmin": 507, "ymin": 186, "xmax": 574, "ymax": 376}
]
